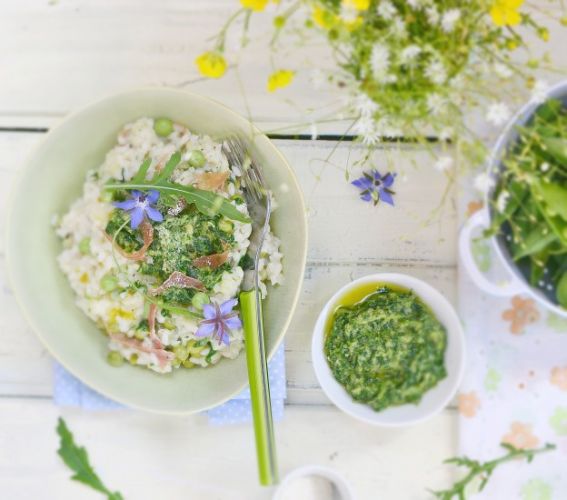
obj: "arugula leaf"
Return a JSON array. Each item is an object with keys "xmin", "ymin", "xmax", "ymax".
[
  {"xmin": 431, "ymin": 443, "xmax": 555, "ymax": 500},
  {"xmin": 153, "ymin": 151, "xmax": 181, "ymax": 183},
  {"xmin": 105, "ymin": 181, "xmax": 250, "ymax": 223},
  {"xmin": 131, "ymin": 158, "xmax": 152, "ymax": 184},
  {"xmin": 56, "ymin": 418, "xmax": 124, "ymax": 500}
]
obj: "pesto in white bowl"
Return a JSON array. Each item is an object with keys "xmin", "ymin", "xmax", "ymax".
[{"xmin": 312, "ymin": 273, "xmax": 465, "ymax": 427}]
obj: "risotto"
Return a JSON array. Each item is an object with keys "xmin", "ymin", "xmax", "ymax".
[{"xmin": 55, "ymin": 118, "xmax": 283, "ymax": 374}]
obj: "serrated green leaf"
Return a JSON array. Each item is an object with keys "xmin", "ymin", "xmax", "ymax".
[
  {"xmin": 153, "ymin": 151, "xmax": 181, "ymax": 183},
  {"xmin": 56, "ymin": 418, "xmax": 124, "ymax": 500},
  {"xmin": 131, "ymin": 158, "xmax": 152, "ymax": 184}
]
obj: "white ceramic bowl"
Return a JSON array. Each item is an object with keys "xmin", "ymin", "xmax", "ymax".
[
  {"xmin": 6, "ymin": 88, "xmax": 307, "ymax": 415},
  {"xmin": 312, "ymin": 273, "xmax": 465, "ymax": 427},
  {"xmin": 459, "ymin": 79, "xmax": 567, "ymax": 318}
]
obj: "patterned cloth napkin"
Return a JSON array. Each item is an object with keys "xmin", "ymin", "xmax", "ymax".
[
  {"xmin": 53, "ymin": 344, "xmax": 286, "ymax": 425},
  {"xmin": 458, "ymin": 196, "xmax": 567, "ymax": 499}
]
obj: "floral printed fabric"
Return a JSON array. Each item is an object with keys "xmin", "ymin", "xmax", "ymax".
[{"xmin": 458, "ymin": 191, "xmax": 567, "ymax": 499}]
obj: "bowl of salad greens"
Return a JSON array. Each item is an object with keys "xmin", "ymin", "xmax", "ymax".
[
  {"xmin": 311, "ymin": 273, "xmax": 465, "ymax": 427},
  {"xmin": 460, "ymin": 80, "xmax": 567, "ymax": 317}
]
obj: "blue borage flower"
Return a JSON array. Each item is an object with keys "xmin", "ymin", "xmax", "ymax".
[
  {"xmin": 351, "ymin": 170, "xmax": 396, "ymax": 206},
  {"xmin": 196, "ymin": 299, "xmax": 242, "ymax": 346},
  {"xmin": 113, "ymin": 189, "xmax": 164, "ymax": 229}
]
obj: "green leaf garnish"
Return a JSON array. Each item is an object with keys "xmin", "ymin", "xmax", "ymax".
[
  {"xmin": 56, "ymin": 418, "xmax": 124, "ymax": 500},
  {"xmin": 153, "ymin": 151, "xmax": 182, "ymax": 183},
  {"xmin": 106, "ymin": 180, "xmax": 249, "ymax": 223},
  {"xmin": 430, "ymin": 443, "xmax": 555, "ymax": 500},
  {"xmin": 131, "ymin": 157, "xmax": 152, "ymax": 184},
  {"xmin": 106, "ymin": 153, "xmax": 250, "ymax": 224}
]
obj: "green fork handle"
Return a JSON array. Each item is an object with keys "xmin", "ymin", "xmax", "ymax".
[{"xmin": 240, "ymin": 289, "xmax": 279, "ymax": 486}]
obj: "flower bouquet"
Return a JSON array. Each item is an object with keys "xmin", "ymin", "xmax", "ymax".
[{"xmin": 195, "ymin": 0, "xmax": 565, "ymax": 202}]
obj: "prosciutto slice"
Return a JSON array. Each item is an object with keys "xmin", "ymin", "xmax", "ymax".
[
  {"xmin": 109, "ymin": 333, "xmax": 174, "ymax": 369},
  {"xmin": 193, "ymin": 171, "xmax": 229, "ymax": 192},
  {"xmin": 150, "ymin": 271, "xmax": 206, "ymax": 296},
  {"xmin": 105, "ymin": 220, "xmax": 154, "ymax": 261},
  {"xmin": 193, "ymin": 250, "xmax": 229, "ymax": 269}
]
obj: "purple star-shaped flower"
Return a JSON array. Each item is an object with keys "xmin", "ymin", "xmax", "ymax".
[
  {"xmin": 113, "ymin": 190, "xmax": 164, "ymax": 229},
  {"xmin": 351, "ymin": 170, "xmax": 396, "ymax": 206},
  {"xmin": 195, "ymin": 299, "xmax": 242, "ymax": 346}
]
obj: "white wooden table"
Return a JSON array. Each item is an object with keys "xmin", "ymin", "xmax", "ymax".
[{"xmin": 0, "ymin": 2, "xmax": 563, "ymax": 499}]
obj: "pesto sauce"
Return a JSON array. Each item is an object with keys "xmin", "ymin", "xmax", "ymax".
[
  {"xmin": 105, "ymin": 207, "xmax": 234, "ymax": 306},
  {"xmin": 324, "ymin": 285, "xmax": 447, "ymax": 412}
]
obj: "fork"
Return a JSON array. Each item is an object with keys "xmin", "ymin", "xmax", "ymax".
[{"xmin": 222, "ymin": 136, "xmax": 278, "ymax": 486}]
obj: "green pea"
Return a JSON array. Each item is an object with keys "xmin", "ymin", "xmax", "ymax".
[
  {"xmin": 188, "ymin": 150, "xmax": 206, "ymax": 168},
  {"xmin": 182, "ymin": 359, "xmax": 195, "ymax": 368},
  {"xmin": 191, "ymin": 292, "xmax": 210, "ymax": 310},
  {"xmin": 78, "ymin": 237, "xmax": 91, "ymax": 255},
  {"xmin": 134, "ymin": 329, "xmax": 147, "ymax": 340},
  {"xmin": 100, "ymin": 190, "xmax": 113, "ymax": 203},
  {"xmin": 129, "ymin": 353, "xmax": 139, "ymax": 365},
  {"xmin": 218, "ymin": 219, "xmax": 233, "ymax": 233},
  {"xmin": 173, "ymin": 344, "xmax": 190, "ymax": 362},
  {"xmin": 100, "ymin": 273, "xmax": 119, "ymax": 292},
  {"xmin": 154, "ymin": 118, "xmax": 174, "ymax": 137},
  {"xmin": 107, "ymin": 351, "xmax": 124, "ymax": 367}
]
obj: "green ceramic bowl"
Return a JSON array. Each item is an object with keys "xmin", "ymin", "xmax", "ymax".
[{"xmin": 6, "ymin": 88, "xmax": 307, "ymax": 415}]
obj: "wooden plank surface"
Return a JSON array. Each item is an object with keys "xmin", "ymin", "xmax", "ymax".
[
  {"xmin": 5, "ymin": 0, "xmax": 563, "ymax": 497},
  {"xmin": 0, "ymin": 399, "xmax": 457, "ymax": 500}
]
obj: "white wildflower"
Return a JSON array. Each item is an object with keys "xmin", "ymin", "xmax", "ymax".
[
  {"xmin": 496, "ymin": 190, "xmax": 510, "ymax": 212},
  {"xmin": 541, "ymin": 162, "xmax": 550, "ymax": 172},
  {"xmin": 407, "ymin": 0, "xmax": 423, "ymax": 9},
  {"xmin": 486, "ymin": 102, "xmax": 511, "ymax": 127},
  {"xmin": 531, "ymin": 80, "xmax": 549, "ymax": 104},
  {"xmin": 427, "ymin": 93, "xmax": 447, "ymax": 116},
  {"xmin": 425, "ymin": 60, "xmax": 447, "ymax": 85},
  {"xmin": 310, "ymin": 123, "xmax": 318, "ymax": 141},
  {"xmin": 439, "ymin": 127, "xmax": 454, "ymax": 141},
  {"xmin": 400, "ymin": 45, "xmax": 422, "ymax": 64},
  {"xmin": 340, "ymin": 5, "xmax": 359, "ymax": 23},
  {"xmin": 355, "ymin": 116, "xmax": 380, "ymax": 146},
  {"xmin": 441, "ymin": 9, "xmax": 461, "ymax": 32},
  {"xmin": 434, "ymin": 156, "xmax": 454, "ymax": 172},
  {"xmin": 494, "ymin": 63, "xmax": 513, "ymax": 79},
  {"xmin": 309, "ymin": 69, "xmax": 326, "ymax": 90},
  {"xmin": 425, "ymin": 6, "xmax": 440, "ymax": 24},
  {"xmin": 377, "ymin": 0, "xmax": 397, "ymax": 20},
  {"xmin": 351, "ymin": 93, "xmax": 379, "ymax": 118},
  {"xmin": 376, "ymin": 118, "xmax": 402, "ymax": 139},
  {"xmin": 474, "ymin": 172, "xmax": 495, "ymax": 194},
  {"xmin": 391, "ymin": 17, "xmax": 407, "ymax": 38},
  {"xmin": 371, "ymin": 43, "xmax": 391, "ymax": 81}
]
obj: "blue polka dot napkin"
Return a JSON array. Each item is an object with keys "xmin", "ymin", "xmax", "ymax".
[{"xmin": 53, "ymin": 344, "xmax": 286, "ymax": 424}]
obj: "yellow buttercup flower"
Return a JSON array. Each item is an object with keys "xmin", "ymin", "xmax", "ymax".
[
  {"xmin": 312, "ymin": 5, "xmax": 336, "ymax": 29},
  {"xmin": 342, "ymin": 0, "xmax": 370, "ymax": 11},
  {"xmin": 267, "ymin": 70, "xmax": 295, "ymax": 92},
  {"xmin": 240, "ymin": 0, "xmax": 269, "ymax": 11},
  {"xmin": 490, "ymin": 0, "xmax": 524, "ymax": 27},
  {"xmin": 195, "ymin": 52, "xmax": 227, "ymax": 79}
]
